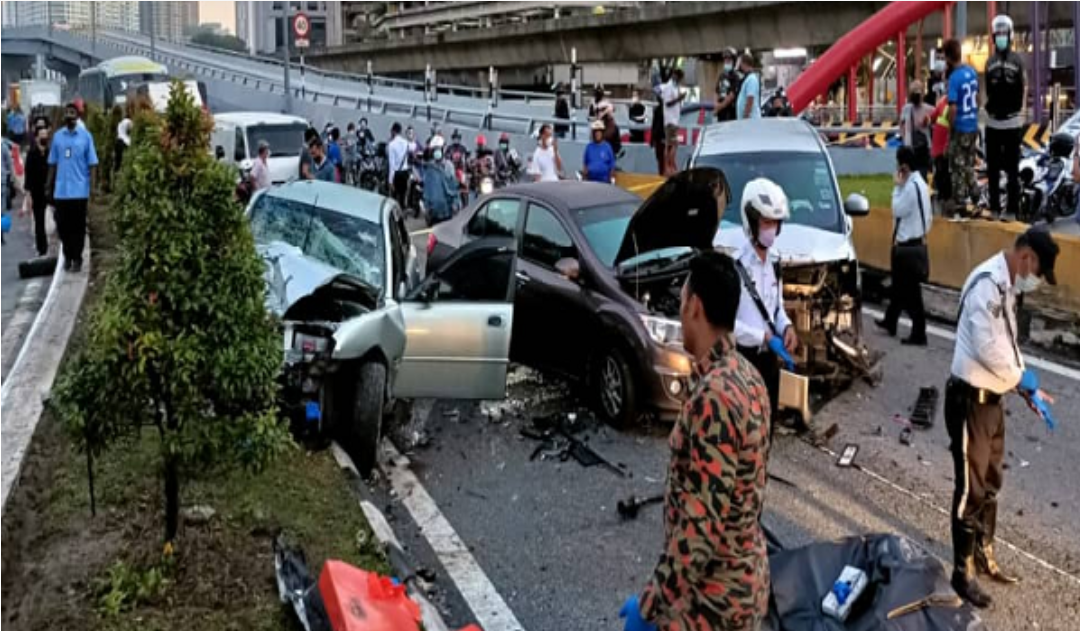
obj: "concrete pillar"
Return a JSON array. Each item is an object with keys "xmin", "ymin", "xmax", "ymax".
[
  {"xmin": 1031, "ymin": 1, "xmax": 1043, "ymax": 124},
  {"xmin": 867, "ymin": 56, "xmax": 874, "ymax": 112},
  {"xmin": 847, "ymin": 65, "xmax": 858, "ymax": 122},
  {"xmin": 955, "ymin": 1, "xmax": 968, "ymax": 40},
  {"xmin": 35, "ymin": 53, "xmax": 46, "ymax": 80}
]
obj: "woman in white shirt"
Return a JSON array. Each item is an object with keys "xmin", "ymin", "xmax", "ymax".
[{"xmin": 528, "ymin": 124, "xmax": 563, "ymax": 182}]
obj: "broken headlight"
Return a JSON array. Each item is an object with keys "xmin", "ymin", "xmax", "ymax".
[{"xmin": 641, "ymin": 315, "xmax": 683, "ymax": 347}]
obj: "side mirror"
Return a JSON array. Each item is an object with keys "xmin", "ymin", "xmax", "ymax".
[
  {"xmin": 844, "ymin": 193, "xmax": 870, "ymax": 217},
  {"xmin": 215, "ymin": 146, "xmax": 226, "ymax": 161},
  {"xmin": 555, "ymin": 257, "xmax": 581, "ymax": 282}
]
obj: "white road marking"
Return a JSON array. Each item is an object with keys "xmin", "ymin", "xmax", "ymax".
[
  {"xmin": 381, "ymin": 441, "xmax": 525, "ymax": 631},
  {"xmin": 861, "ymin": 307, "xmax": 1080, "ymax": 381},
  {"xmin": 1, "ymin": 279, "xmax": 45, "ymax": 379},
  {"xmin": 807, "ymin": 438, "xmax": 1080, "ymax": 587}
]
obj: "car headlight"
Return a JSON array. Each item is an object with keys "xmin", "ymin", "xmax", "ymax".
[{"xmin": 641, "ymin": 315, "xmax": 683, "ymax": 347}]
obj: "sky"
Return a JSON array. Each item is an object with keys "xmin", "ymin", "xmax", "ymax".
[{"xmin": 198, "ymin": 0, "xmax": 235, "ymax": 34}]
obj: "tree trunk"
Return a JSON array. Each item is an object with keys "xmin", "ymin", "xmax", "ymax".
[{"xmin": 164, "ymin": 452, "xmax": 179, "ymax": 542}]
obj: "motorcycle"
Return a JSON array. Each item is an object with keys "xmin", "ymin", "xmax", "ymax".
[
  {"xmin": 1018, "ymin": 133, "xmax": 1077, "ymax": 224},
  {"xmin": 496, "ymin": 148, "xmax": 524, "ymax": 187}
]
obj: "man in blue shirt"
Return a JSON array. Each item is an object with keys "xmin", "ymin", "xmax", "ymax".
[
  {"xmin": 945, "ymin": 39, "xmax": 981, "ymax": 218},
  {"xmin": 326, "ymin": 126, "xmax": 342, "ymax": 182},
  {"xmin": 7, "ymin": 106, "xmax": 27, "ymax": 147},
  {"xmin": 47, "ymin": 102, "xmax": 98, "ymax": 272},
  {"xmin": 305, "ymin": 136, "xmax": 336, "ymax": 182},
  {"xmin": 736, "ymin": 54, "xmax": 762, "ymax": 121},
  {"xmin": 581, "ymin": 120, "xmax": 615, "ymax": 183}
]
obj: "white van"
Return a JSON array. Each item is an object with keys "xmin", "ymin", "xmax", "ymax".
[{"xmin": 211, "ymin": 112, "xmax": 309, "ymax": 185}]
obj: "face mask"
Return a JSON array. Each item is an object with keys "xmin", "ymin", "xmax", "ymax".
[
  {"xmin": 995, "ymin": 35, "xmax": 1009, "ymax": 52},
  {"xmin": 631, "ymin": 95, "xmax": 639, "ymax": 103},
  {"xmin": 910, "ymin": 93, "xmax": 923, "ymax": 106},
  {"xmin": 1015, "ymin": 274, "xmax": 1041, "ymax": 294},
  {"xmin": 433, "ymin": 150, "xmax": 443, "ymax": 161},
  {"xmin": 500, "ymin": 143, "xmax": 509, "ymax": 151},
  {"xmin": 757, "ymin": 225, "xmax": 778, "ymax": 248},
  {"xmin": 724, "ymin": 63, "xmax": 733, "ymax": 73}
]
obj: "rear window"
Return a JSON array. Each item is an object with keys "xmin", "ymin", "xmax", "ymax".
[{"xmin": 246, "ymin": 123, "xmax": 309, "ymax": 159}]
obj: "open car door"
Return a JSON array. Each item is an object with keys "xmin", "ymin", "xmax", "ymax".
[{"xmin": 392, "ymin": 237, "xmax": 517, "ymax": 400}]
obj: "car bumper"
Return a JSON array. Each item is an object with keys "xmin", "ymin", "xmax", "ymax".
[{"xmin": 643, "ymin": 345, "xmax": 693, "ymax": 421}]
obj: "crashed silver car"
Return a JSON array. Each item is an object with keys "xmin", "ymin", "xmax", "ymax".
[
  {"xmin": 248, "ymin": 180, "xmax": 518, "ymax": 475},
  {"xmin": 691, "ymin": 119, "xmax": 882, "ymax": 394}
]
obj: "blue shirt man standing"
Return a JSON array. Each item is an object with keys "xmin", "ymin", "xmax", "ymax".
[
  {"xmin": 944, "ymin": 38, "xmax": 980, "ymax": 217},
  {"xmin": 736, "ymin": 54, "xmax": 762, "ymax": 120},
  {"xmin": 7, "ymin": 107, "xmax": 27, "ymax": 146},
  {"xmin": 47, "ymin": 102, "xmax": 98, "ymax": 271},
  {"xmin": 582, "ymin": 120, "xmax": 616, "ymax": 183}
]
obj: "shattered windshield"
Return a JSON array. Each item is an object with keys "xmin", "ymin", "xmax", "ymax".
[{"xmin": 249, "ymin": 193, "xmax": 385, "ymax": 291}]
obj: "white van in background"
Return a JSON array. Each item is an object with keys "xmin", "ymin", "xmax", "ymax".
[{"xmin": 211, "ymin": 112, "xmax": 309, "ymax": 185}]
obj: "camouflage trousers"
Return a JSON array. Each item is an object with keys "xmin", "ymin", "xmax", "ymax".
[{"xmin": 948, "ymin": 131, "xmax": 979, "ymax": 210}]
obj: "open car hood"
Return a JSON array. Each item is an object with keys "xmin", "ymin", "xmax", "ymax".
[
  {"xmin": 614, "ymin": 167, "xmax": 729, "ymax": 266},
  {"xmin": 258, "ymin": 242, "xmax": 380, "ymax": 317}
]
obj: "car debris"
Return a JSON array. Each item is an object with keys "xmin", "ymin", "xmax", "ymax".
[
  {"xmin": 909, "ymin": 386, "xmax": 939, "ymax": 428},
  {"xmin": 899, "ymin": 427, "xmax": 913, "ymax": 446},
  {"xmin": 617, "ymin": 494, "xmax": 664, "ymax": 520},
  {"xmin": 836, "ymin": 444, "xmax": 859, "ymax": 468},
  {"xmin": 520, "ymin": 412, "xmax": 627, "ymax": 477}
]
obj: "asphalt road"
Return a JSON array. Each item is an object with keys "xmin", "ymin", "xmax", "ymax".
[
  {"xmin": 368, "ymin": 303, "xmax": 1080, "ymax": 631},
  {"xmin": 1, "ymin": 202, "xmax": 49, "ymax": 382}
]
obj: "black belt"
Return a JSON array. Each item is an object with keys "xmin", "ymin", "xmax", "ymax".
[
  {"xmin": 895, "ymin": 237, "xmax": 925, "ymax": 247},
  {"xmin": 948, "ymin": 376, "xmax": 1003, "ymax": 405}
]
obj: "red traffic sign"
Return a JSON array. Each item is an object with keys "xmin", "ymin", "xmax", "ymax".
[{"xmin": 293, "ymin": 12, "xmax": 310, "ymax": 38}]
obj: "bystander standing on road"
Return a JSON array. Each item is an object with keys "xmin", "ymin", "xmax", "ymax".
[
  {"xmin": 249, "ymin": 141, "xmax": 271, "ymax": 192},
  {"xmin": 900, "ymin": 80, "xmax": 934, "ymax": 180},
  {"xmin": 600, "ymin": 102, "xmax": 622, "ymax": 159},
  {"xmin": 554, "ymin": 87, "xmax": 570, "ymax": 139},
  {"xmin": 715, "ymin": 47, "xmax": 742, "ymax": 123},
  {"xmin": 984, "ymin": 15, "xmax": 1026, "ymax": 221},
  {"xmin": 387, "ymin": 122, "xmax": 411, "ymax": 210},
  {"xmin": 659, "ymin": 68, "xmax": 686, "ymax": 176},
  {"xmin": 24, "ymin": 124, "xmax": 52, "ymax": 256},
  {"xmin": 945, "ymin": 38, "xmax": 980, "ymax": 219},
  {"xmin": 621, "ymin": 250, "xmax": 771, "ymax": 631},
  {"xmin": 581, "ymin": 120, "xmax": 615, "ymax": 184},
  {"xmin": 305, "ymin": 137, "xmax": 335, "ymax": 183},
  {"xmin": 46, "ymin": 102, "xmax": 98, "ymax": 272},
  {"xmin": 650, "ymin": 90, "xmax": 666, "ymax": 176},
  {"xmin": 628, "ymin": 89, "xmax": 647, "ymax": 144},
  {"xmin": 930, "ymin": 88, "xmax": 952, "ymax": 209},
  {"xmin": 298, "ymin": 127, "xmax": 319, "ymax": 180},
  {"xmin": 326, "ymin": 127, "xmax": 343, "ymax": 182},
  {"xmin": 733, "ymin": 178, "xmax": 798, "ymax": 426},
  {"xmin": 875, "ymin": 146, "xmax": 933, "ymax": 346},
  {"xmin": 945, "ymin": 227, "xmax": 1058, "ymax": 608},
  {"xmin": 527, "ymin": 124, "xmax": 562, "ymax": 183},
  {"xmin": 736, "ymin": 53, "xmax": 762, "ymax": 121},
  {"xmin": 422, "ymin": 135, "xmax": 459, "ymax": 225},
  {"xmin": 7, "ymin": 105, "xmax": 27, "ymax": 148}
]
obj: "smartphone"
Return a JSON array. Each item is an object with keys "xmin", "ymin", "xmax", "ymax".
[{"xmin": 837, "ymin": 444, "xmax": 859, "ymax": 468}]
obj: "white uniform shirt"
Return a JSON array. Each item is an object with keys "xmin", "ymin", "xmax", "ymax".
[
  {"xmin": 660, "ymin": 80, "xmax": 682, "ymax": 128},
  {"xmin": 250, "ymin": 157, "xmax": 271, "ymax": 190},
  {"xmin": 387, "ymin": 135, "xmax": 410, "ymax": 184},
  {"xmin": 891, "ymin": 172, "xmax": 933, "ymax": 243},
  {"xmin": 528, "ymin": 145, "xmax": 560, "ymax": 182},
  {"xmin": 734, "ymin": 238, "xmax": 793, "ymax": 349},
  {"xmin": 951, "ymin": 252, "xmax": 1025, "ymax": 394}
]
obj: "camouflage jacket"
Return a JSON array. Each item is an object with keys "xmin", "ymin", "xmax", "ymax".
[{"xmin": 640, "ymin": 336, "xmax": 771, "ymax": 631}]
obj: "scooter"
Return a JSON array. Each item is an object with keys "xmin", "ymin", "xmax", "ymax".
[{"xmin": 1018, "ymin": 133, "xmax": 1078, "ymax": 224}]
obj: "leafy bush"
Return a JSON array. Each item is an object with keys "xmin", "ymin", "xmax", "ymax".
[
  {"xmin": 52, "ymin": 81, "xmax": 290, "ymax": 542},
  {"xmin": 93, "ymin": 558, "xmax": 172, "ymax": 617}
]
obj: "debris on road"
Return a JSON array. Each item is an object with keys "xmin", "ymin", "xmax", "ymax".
[
  {"xmin": 909, "ymin": 386, "xmax": 939, "ymax": 428},
  {"xmin": 617, "ymin": 494, "xmax": 664, "ymax": 520},
  {"xmin": 899, "ymin": 427, "xmax": 913, "ymax": 446},
  {"xmin": 520, "ymin": 412, "xmax": 628, "ymax": 477},
  {"xmin": 836, "ymin": 444, "xmax": 859, "ymax": 468}
]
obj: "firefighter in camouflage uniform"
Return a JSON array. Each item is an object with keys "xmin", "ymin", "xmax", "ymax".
[{"xmin": 621, "ymin": 250, "xmax": 772, "ymax": 631}]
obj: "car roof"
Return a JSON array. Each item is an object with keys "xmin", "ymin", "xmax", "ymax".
[
  {"xmin": 499, "ymin": 181, "xmax": 639, "ymax": 210},
  {"xmin": 262, "ymin": 180, "xmax": 388, "ymax": 224},
  {"xmin": 213, "ymin": 112, "xmax": 309, "ymax": 127},
  {"xmin": 696, "ymin": 118, "xmax": 824, "ymax": 156}
]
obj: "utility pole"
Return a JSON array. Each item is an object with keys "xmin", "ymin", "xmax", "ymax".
[
  {"xmin": 955, "ymin": 1, "xmax": 968, "ymax": 40},
  {"xmin": 283, "ymin": 8, "xmax": 293, "ymax": 114},
  {"xmin": 90, "ymin": 2, "xmax": 97, "ymax": 54},
  {"xmin": 148, "ymin": 1, "xmax": 156, "ymax": 61}
]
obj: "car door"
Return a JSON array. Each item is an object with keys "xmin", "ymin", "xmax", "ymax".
[
  {"xmin": 513, "ymin": 202, "xmax": 594, "ymax": 376},
  {"xmin": 393, "ymin": 237, "xmax": 517, "ymax": 400}
]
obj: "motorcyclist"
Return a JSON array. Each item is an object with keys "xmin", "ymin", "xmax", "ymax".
[
  {"xmin": 355, "ymin": 117, "xmax": 375, "ymax": 151},
  {"xmin": 494, "ymin": 132, "xmax": 521, "ymax": 184},
  {"xmin": 763, "ymin": 87, "xmax": 793, "ymax": 117},
  {"xmin": 714, "ymin": 47, "xmax": 742, "ymax": 123},
  {"xmin": 422, "ymin": 135, "xmax": 459, "ymax": 226},
  {"xmin": 984, "ymin": 14, "xmax": 1026, "ymax": 220},
  {"xmin": 446, "ymin": 129, "xmax": 471, "ymax": 205},
  {"xmin": 343, "ymin": 122, "xmax": 359, "ymax": 184}
]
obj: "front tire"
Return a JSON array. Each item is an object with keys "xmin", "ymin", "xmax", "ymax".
[
  {"xmin": 334, "ymin": 361, "xmax": 387, "ymax": 478},
  {"xmin": 593, "ymin": 346, "xmax": 639, "ymax": 427}
]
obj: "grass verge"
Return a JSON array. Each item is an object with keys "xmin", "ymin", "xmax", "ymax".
[
  {"xmin": 1, "ymin": 199, "xmax": 387, "ymax": 631},
  {"xmin": 838, "ymin": 174, "xmax": 893, "ymax": 211}
]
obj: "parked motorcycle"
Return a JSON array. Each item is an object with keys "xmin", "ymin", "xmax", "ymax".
[{"xmin": 1018, "ymin": 133, "xmax": 1077, "ymax": 224}]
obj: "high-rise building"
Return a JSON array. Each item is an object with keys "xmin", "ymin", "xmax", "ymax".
[
  {"xmin": 139, "ymin": 1, "xmax": 199, "ymax": 42},
  {"xmin": 236, "ymin": 1, "xmax": 343, "ymax": 55},
  {"xmin": 2, "ymin": 1, "xmax": 138, "ymax": 31}
]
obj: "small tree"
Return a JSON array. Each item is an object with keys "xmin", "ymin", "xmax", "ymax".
[{"xmin": 53, "ymin": 82, "xmax": 290, "ymax": 542}]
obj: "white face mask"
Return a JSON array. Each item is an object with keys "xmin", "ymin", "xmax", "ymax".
[
  {"xmin": 757, "ymin": 225, "xmax": 778, "ymax": 248},
  {"xmin": 1015, "ymin": 274, "xmax": 1041, "ymax": 294}
]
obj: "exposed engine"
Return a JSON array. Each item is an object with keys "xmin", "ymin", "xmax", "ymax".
[
  {"xmin": 782, "ymin": 260, "xmax": 882, "ymax": 391},
  {"xmin": 617, "ymin": 258, "xmax": 690, "ymax": 318}
]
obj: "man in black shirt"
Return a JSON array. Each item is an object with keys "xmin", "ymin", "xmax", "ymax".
[
  {"xmin": 554, "ymin": 88, "xmax": 570, "ymax": 139},
  {"xmin": 628, "ymin": 89, "xmax": 647, "ymax": 144},
  {"xmin": 714, "ymin": 48, "xmax": 742, "ymax": 123},
  {"xmin": 984, "ymin": 15, "xmax": 1026, "ymax": 221}
]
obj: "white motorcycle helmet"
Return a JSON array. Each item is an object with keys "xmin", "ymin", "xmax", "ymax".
[
  {"xmin": 429, "ymin": 135, "xmax": 446, "ymax": 150},
  {"xmin": 992, "ymin": 15, "xmax": 1013, "ymax": 51},
  {"xmin": 740, "ymin": 178, "xmax": 790, "ymax": 247}
]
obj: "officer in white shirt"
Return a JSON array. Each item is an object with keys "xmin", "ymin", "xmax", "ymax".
[
  {"xmin": 733, "ymin": 178, "xmax": 798, "ymax": 424},
  {"xmin": 946, "ymin": 227, "xmax": 1058, "ymax": 609},
  {"xmin": 387, "ymin": 122, "xmax": 411, "ymax": 210},
  {"xmin": 527, "ymin": 124, "xmax": 562, "ymax": 182},
  {"xmin": 875, "ymin": 146, "xmax": 933, "ymax": 345}
]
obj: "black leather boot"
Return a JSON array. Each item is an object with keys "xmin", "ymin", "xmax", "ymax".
[
  {"xmin": 952, "ymin": 522, "xmax": 993, "ymax": 608},
  {"xmin": 977, "ymin": 504, "xmax": 1020, "ymax": 584}
]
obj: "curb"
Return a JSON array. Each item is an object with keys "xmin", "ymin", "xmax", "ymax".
[
  {"xmin": 330, "ymin": 442, "xmax": 452, "ymax": 631},
  {"xmin": 0, "ymin": 236, "xmax": 90, "ymax": 516}
]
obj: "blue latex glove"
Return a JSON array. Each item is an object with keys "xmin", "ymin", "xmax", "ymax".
[
  {"xmin": 1027, "ymin": 391, "xmax": 1057, "ymax": 432},
  {"xmin": 1, "ymin": 213, "xmax": 11, "ymax": 234},
  {"xmin": 767, "ymin": 334, "xmax": 796, "ymax": 371},
  {"xmin": 619, "ymin": 595, "xmax": 657, "ymax": 631},
  {"xmin": 1019, "ymin": 369, "xmax": 1039, "ymax": 394}
]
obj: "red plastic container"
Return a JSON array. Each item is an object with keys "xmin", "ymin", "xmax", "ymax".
[{"xmin": 319, "ymin": 560, "xmax": 422, "ymax": 631}]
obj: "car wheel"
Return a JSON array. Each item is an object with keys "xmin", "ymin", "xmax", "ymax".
[
  {"xmin": 594, "ymin": 346, "xmax": 638, "ymax": 427},
  {"xmin": 335, "ymin": 361, "xmax": 386, "ymax": 478}
]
